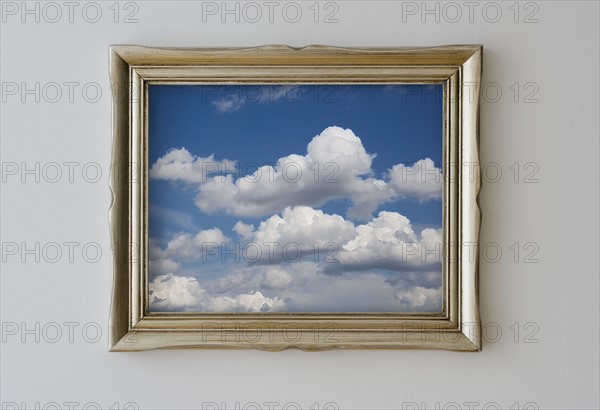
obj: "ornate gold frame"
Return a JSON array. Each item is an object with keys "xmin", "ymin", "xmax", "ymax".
[{"xmin": 108, "ymin": 45, "xmax": 482, "ymax": 351}]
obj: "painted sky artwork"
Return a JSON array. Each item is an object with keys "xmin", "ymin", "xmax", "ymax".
[{"xmin": 147, "ymin": 83, "xmax": 444, "ymax": 313}]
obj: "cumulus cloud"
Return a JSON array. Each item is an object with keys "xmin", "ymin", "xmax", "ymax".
[
  {"xmin": 148, "ymin": 239, "xmax": 180, "ymax": 276},
  {"xmin": 150, "ymin": 148, "xmax": 236, "ymax": 184},
  {"xmin": 329, "ymin": 211, "xmax": 442, "ymax": 273},
  {"xmin": 148, "ymin": 126, "xmax": 441, "ymax": 220},
  {"xmin": 388, "ymin": 158, "xmax": 443, "ymax": 200},
  {"xmin": 273, "ymin": 263, "xmax": 442, "ymax": 312},
  {"xmin": 393, "ymin": 285, "xmax": 442, "ymax": 311},
  {"xmin": 252, "ymin": 206, "xmax": 356, "ymax": 260},
  {"xmin": 149, "ymin": 206, "xmax": 442, "ymax": 311},
  {"xmin": 149, "ymin": 265, "xmax": 441, "ymax": 313},
  {"xmin": 194, "ymin": 126, "xmax": 378, "ymax": 218},
  {"xmin": 260, "ymin": 267, "xmax": 294, "ymax": 290},
  {"xmin": 346, "ymin": 158, "xmax": 443, "ymax": 219},
  {"xmin": 147, "ymin": 124, "xmax": 444, "ymax": 313},
  {"xmin": 149, "ymin": 273, "xmax": 205, "ymax": 310},
  {"xmin": 149, "ymin": 257, "xmax": 181, "ymax": 276},
  {"xmin": 253, "ymin": 263, "xmax": 441, "ymax": 312},
  {"xmin": 247, "ymin": 206, "xmax": 442, "ymax": 272},
  {"xmin": 148, "ymin": 228, "xmax": 229, "ymax": 278},
  {"xmin": 164, "ymin": 228, "xmax": 229, "ymax": 262},
  {"xmin": 149, "ymin": 273, "xmax": 287, "ymax": 312},
  {"xmin": 207, "ymin": 291, "xmax": 286, "ymax": 312},
  {"xmin": 233, "ymin": 221, "xmax": 254, "ymax": 239}
]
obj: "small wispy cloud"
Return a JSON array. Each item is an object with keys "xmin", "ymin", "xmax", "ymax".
[
  {"xmin": 210, "ymin": 85, "xmax": 302, "ymax": 113},
  {"xmin": 212, "ymin": 98, "xmax": 246, "ymax": 113}
]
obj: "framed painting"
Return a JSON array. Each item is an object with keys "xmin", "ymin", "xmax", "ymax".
[{"xmin": 109, "ymin": 44, "xmax": 482, "ymax": 351}]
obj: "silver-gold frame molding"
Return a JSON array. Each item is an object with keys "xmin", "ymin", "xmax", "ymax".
[{"xmin": 109, "ymin": 45, "xmax": 482, "ymax": 352}]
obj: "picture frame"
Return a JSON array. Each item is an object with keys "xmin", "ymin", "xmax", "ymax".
[{"xmin": 108, "ymin": 44, "xmax": 482, "ymax": 351}]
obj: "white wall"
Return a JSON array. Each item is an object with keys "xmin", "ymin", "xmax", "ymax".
[{"xmin": 1, "ymin": 1, "xmax": 598, "ymax": 409}]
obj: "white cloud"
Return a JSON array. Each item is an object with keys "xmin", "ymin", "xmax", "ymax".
[
  {"xmin": 150, "ymin": 126, "xmax": 443, "ymax": 221},
  {"xmin": 272, "ymin": 263, "xmax": 442, "ymax": 312},
  {"xmin": 208, "ymin": 291, "xmax": 286, "ymax": 312},
  {"xmin": 149, "ymin": 273, "xmax": 287, "ymax": 312},
  {"xmin": 247, "ymin": 206, "xmax": 441, "ymax": 272},
  {"xmin": 190, "ymin": 126, "xmax": 441, "ymax": 220},
  {"xmin": 147, "ymin": 123, "xmax": 444, "ymax": 313},
  {"xmin": 306, "ymin": 125, "xmax": 374, "ymax": 176},
  {"xmin": 212, "ymin": 98, "xmax": 245, "ymax": 113},
  {"xmin": 194, "ymin": 126, "xmax": 382, "ymax": 218},
  {"xmin": 150, "ymin": 148, "xmax": 236, "ymax": 184},
  {"xmin": 148, "ymin": 239, "xmax": 180, "ymax": 276},
  {"xmin": 211, "ymin": 85, "xmax": 301, "ymax": 113},
  {"xmin": 149, "ymin": 228, "xmax": 230, "ymax": 278},
  {"xmin": 148, "ymin": 206, "xmax": 442, "ymax": 311},
  {"xmin": 388, "ymin": 158, "xmax": 443, "ymax": 200},
  {"xmin": 148, "ymin": 260, "xmax": 441, "ymax": 313},
  {"xmin": 164, "ymin": 228, "xmax": 229, "ymax": 262},
  {"xmin": 345, "ymin": 158, "xmax": 442, "ymax": 219},
  {"xmin": 148, "ymin": 273, "xmax": 205, "ymax": 310},
  {"xmin": 345, "ymin": 178, "xmax": 393, "ymax": 221},
  {"xmin": 150, "ymin": 127, "xmax": 442, "ymax": 221},
  {"xmin": 260, "ymin": 267, "xmax": 294, "ymax": 289},
  {"xmin": 332, "ymin": 211, "xmax": 443, "ymax": 273},
  {"xmin": 253, "ymin": 206, "xmax": 356, "ymax": 254},
  {"xmin": 393, "ymin": 285, "xmax": 442, "ymax": 311},
  {"xmin": 252, "ymin": 263, "xmax": 441, "ymax": 312},
  {"xmin": 149, "ymin": 257, "xmax": 181, "ymax": 276},
  {"xmin": 233, "ymin": 221, "xmax": 254, "ymax": 239}
]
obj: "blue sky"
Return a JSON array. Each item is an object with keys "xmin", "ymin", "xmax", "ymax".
[{"xmin": 147, "ymin": 83, "xmax": 444, "ymax": 313}]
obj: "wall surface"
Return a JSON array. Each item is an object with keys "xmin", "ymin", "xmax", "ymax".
[{"xmin": 1, "ymin": 1, "xmax": 598, "ymax": 409}]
